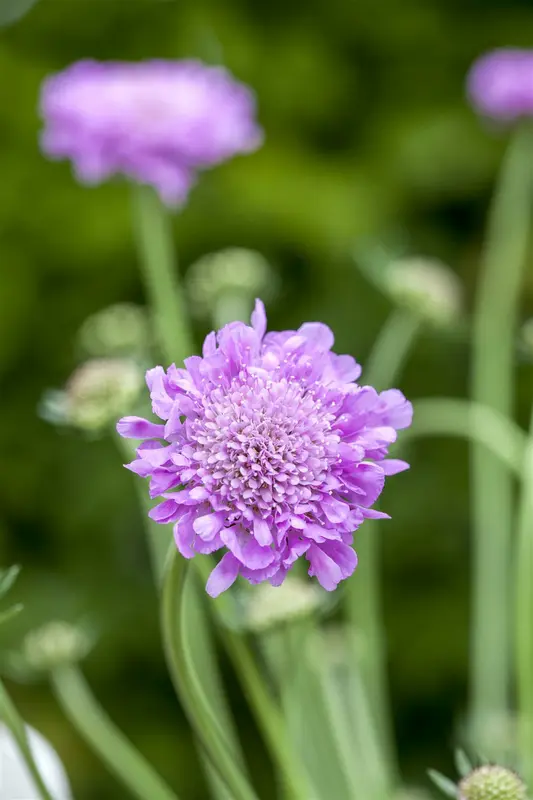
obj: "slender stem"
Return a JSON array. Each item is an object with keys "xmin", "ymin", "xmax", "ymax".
[
  {"xmin": 515, "ymin": 408, "xmax": 533, "ymax": 784},
  {"xmin": 345, "ymin": 308, "xmax": 421, "ymax": 782},
  {"xmin": 131, "ymin": 184, "xmax": 194, "ymax": 366},
  {"xmin": 161, "ymin": 552, "xmax": 258, "ymax": 800},
  {"xmin": 50, "ymin": 665, "xmax": 178, "ymax": 800},
  {"xmin": 404, "ymin": 398, "xmax": 527, "ymax": 479},
  {"xmin": 191, "ymin": 558, "xmax": 311, "ymax": 800},
  {"xmin": 0, "ymin": 679, "xmax": 54, "ymax": 800},
  {"xmin": 469, "ymin": 124, "xmax": 533, "ymax": 756}
]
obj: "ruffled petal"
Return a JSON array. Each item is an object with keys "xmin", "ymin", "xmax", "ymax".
[{"xmin": 206, "ymin": 553, "xmax": 241, "ymax": 597}]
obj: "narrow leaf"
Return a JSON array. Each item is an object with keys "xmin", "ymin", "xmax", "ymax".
[
  {"xmin": 427, "ymin": 769, "xmax": 458, "ymax": 798},
  {"xmin": 0, "ymin": 604, "xmax": 23, "ymax": 626},
  {"xmin": 454, "ymin": 748, "xmax": 473, "ymax": 778},
  {"xmin": 0, "ymin": 566, "xmax": 20, "ymax": 599},
  {"xmin": 0, "ymin": 0, "xmax": 39, "ymax": 26}
]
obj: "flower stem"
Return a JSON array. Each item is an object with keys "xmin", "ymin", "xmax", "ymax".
[
  {"xmin": 469, "ymin": 124, "xmax": 533, "ymax": 758},
  {"xmin": 161, "ymin": 552, "xmax": 258, "ymax": 800},
  {"xmin": 515, "ymin": 407, "xmax": 533, "ymax": 784},
  {"xmin": 191, "ymin": 558, "xmax": 312, "ymax": 800},
  {"xmin": 131, "ymin": 184, "xmax": 194, "ymax": 367},
  {"xmin": 50, "ymin": 665, "xmax": 179, "ymax": 800},
  {"xmin": 405, "ymin": 397, "xmax": 527, "ymax": 478},
  {"xmin": 345, "ymin": 308, "xmax": 421, "ymax": 785},
  {"xmin": 0, "ymin": 678, "xmax": 54, "ymax": 800}
]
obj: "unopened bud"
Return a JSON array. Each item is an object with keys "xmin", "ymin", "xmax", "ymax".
[
  {"xmin": 78, "ymin": 303, "xmax": 150, "ymax": 358},
  {"xmin": 40, "ymin": 358, "xmax": 143, "ymax": 433},
  {"xmin": 240, "ymin": 577, "xmax": 325, "ymax": 632},
  {"xmin": 459, "ymin": 766, "xmax": 528, "ymax": 800},
  {"xmin": 186, "ymin": 248, "xmax": 277, "ymax": 327},
  {"xmin": 23, "ymin": 621, "xmax": 92, "ymax": 671},
  {"xmin": 385, "ymin": 256, "xmax": 462, "ymax": 326}
]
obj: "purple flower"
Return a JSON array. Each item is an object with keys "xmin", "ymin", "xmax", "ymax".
[
  {"xmin": 39, "ymin": 59, "xmax": 263, "ymax": 206},
  {"xmin": 467, "ymin": 48, "xmax": 533, "ymax": 121},
  {"xmin": 117, "ymin": 301, "xmax": 412, "ymax": 596}
]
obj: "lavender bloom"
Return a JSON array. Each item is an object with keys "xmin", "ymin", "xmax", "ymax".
[
  {"xmin": 40, "ymin": 60, "xmax": 263, "ymax": 205},
  {"xmin": 467, "ymin": 48, "xmax": 533, "ymax": 121},
  {"xmin": 117, "ymin": 301, "xmax": 412, "ymax": 596}
]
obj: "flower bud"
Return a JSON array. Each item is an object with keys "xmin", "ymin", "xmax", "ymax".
[
  {"xmin": 77, "ymin": 303, "xmax": 150, "ymax": 358},
  {"xmin": 239, "ymin": 577, "xmax": 325, "ymax": 632},
  {"xmin": 384, "ymin": 256, "xmax": 462, "ymax": 326},
  {"xmin": 40, "ymin": 358, "xmax": 143, "ymax": 433},
  {"xmin": 186, "ymin": 248, "xmax": 277, "ymax": 327},
  {"xmin": 459, "ymin": 766, "xmax": 528, "ymax": 800},
  {"xmin": 23, "ymin": 621, "xmax": 92, "ymax": 671}
]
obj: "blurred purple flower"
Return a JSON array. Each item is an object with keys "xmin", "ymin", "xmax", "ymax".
[
  {"xmin": 39, "ymin": 59, "xmax": 263, "ymax": 205},
  {"xmin": 117, "ymin": 300, "xmax": 412, "ymax": 596},
  {"xmin": 467, "ymin": 48, "xmax": 533, "ymax": 121}
]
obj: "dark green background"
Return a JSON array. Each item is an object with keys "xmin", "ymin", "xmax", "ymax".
[{"xmin": 1, "ymin": 0, "xmax": 533, "ymax": 796}]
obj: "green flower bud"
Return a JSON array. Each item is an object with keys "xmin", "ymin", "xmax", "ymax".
[
  {"xmin": 458, "ymin": 766, "xmax": 528, "ymax": 800},
  {"xmin": 240, "ymin": 577, "xmax": 325, "ymax": 632},
  {"xmin": 23, "ymin": 621, "xmax": 93, "ymax": 671},
  {"xmin": 384, "ymin": 256, "xmax": 462, "ymax": 326},
  {"xmin": 77, "ymin": 303, "xmax": 150, "ymax": 358},
  {"xmin": 186, "ymin": 248, "xmax": 277, "ymax": 327},
  {"xmin": 40, "ymin": 358, "xmax": 143, "ymax": 433}
]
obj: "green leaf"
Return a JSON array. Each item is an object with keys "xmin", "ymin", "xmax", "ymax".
[
  {"xmin": 0, "ymin": 603, "xmax": 23, "ymax": 626},
  {"xmin": 427, "ymin": 769, "xmax": 458, "ymax": 798},
  {"xmin": 454, "ymin": 749, "xmax": 473, "ymax": 778},
  {"xmin": 0, "ymin": 565, "xmax": 20, "ymax": 599},
  {"xmin": 0, "ymin": 0, "xmax": 40, "ymax": 27}
]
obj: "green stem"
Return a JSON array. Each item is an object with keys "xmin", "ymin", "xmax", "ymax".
[
  {"xmin": 470, "ymin": 124, "xmax": 533, "ymax": 756},
  {"xmin": 131, "ymin": 184, "xmax": 194, "ymax": 366},
  {"xmin": 515, "ymin": 408, "xmax": 533, "ymax": 784},
  {"xmin": 404, "ymin": 398, "xmax": 527, "ymax": 478},
  {"xmin": 0, "ymin": 678, "xmax": 54, "ymax": 800},
  {"xmin": 50, "ymin": 665, "xmax": 178, "ymax": 800},
  {"xmin": 192, "ymin": 558, "xmax": 311, "ymax": 800},
  {"xmin": 161, "ymin": 552, "xmax": 258, "ymax": 800},
  {"xmin": 345, "ymin": 308, "xmax": 421, "ymax": 783}
]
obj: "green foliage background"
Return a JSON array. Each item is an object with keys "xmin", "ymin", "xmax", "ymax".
[{"xmin": 1, "ymin": 0, "xmax": 533, "ymax": 796}]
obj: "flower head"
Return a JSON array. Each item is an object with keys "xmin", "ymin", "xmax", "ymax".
[
  {"xmin": 458, "ymin": 766, "xmax": 528, "ymax": 800},
  {"xmin": 467, "ymin": 49, "xmax": 533, "ymax": 122},
  {"xmin": 40, "ymin": 59, "xmax": 263, "ymax": 205},
  {"xmin": 117, "ymin": 300, "xmax": 412, "ymax": 596}
]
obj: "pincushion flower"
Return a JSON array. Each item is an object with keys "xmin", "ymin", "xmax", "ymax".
[
  {"xmin": 40, "ymin": 59, "xmax": 263, "ymax": 205},
  {"xmin": 467, "ymin": 48, "xmax": 533, "ymax": 121},
  {"xmin": 117, "ymin": 301, "xmax": 412, "ymax": 596}
]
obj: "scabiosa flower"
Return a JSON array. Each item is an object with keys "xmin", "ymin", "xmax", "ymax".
[
  {"xmin": 40, "ymin": 59, "xmax": 263, "ymax": 205},
  {"xmin": 117, "ymin": 301, "xmax": 412, "ymax": 596},
  {"xmin": 467, "ymin": 49, "xmax": 533, "ymax": 122}
]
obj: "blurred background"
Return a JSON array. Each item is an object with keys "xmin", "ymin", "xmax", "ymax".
[{"xmin": 1, "ymin": 0, "xmax": 533, "ymax": 796}]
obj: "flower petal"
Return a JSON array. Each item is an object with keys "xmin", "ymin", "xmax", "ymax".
[
  {"xmin": 206, "ymin": 553, "xmax": 241, "ymax": 597},
  {"xmin": 116, "ymin": 417, "xmax": 165, "ymax": 439}
]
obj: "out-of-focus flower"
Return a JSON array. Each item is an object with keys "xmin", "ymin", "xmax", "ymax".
[
  {"xmin": 0, "ymin": 724, "xmax": 72, "ymax": 800},
  {"xmin": 384, "ymin": 256, "xmax": 462, "ymax": 326},
  {"xmin": 40, "ymin": 59, "xmax": 263, "ymax": 205},
  {"xmin": 186, "ymin": 248, "xmax": 277, "ymax": 327},
  {"xmin": 458, "ymin": 766, "xmax": 528, "ymax": 800},
  {"xmin": 467, "ymin": 49, "xmax": 533, "ymax": 122},
  {"xmin": 23, "ymin": 621, "xmax": 92, "ymax": 672},
  {"xmin": 78, "ymin": 303, "xmax": 150, "ymax": 358},
  {"xmin": 118, "ymin": 299, "xmax": 412, "ymax": 596},
  {"xmin": 239, "ymin": 576, "xmax": 326, "ymax": 632},
  {"xmin": 40, "ymin": 358, "xmax": 143, "ymax": 433}
]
